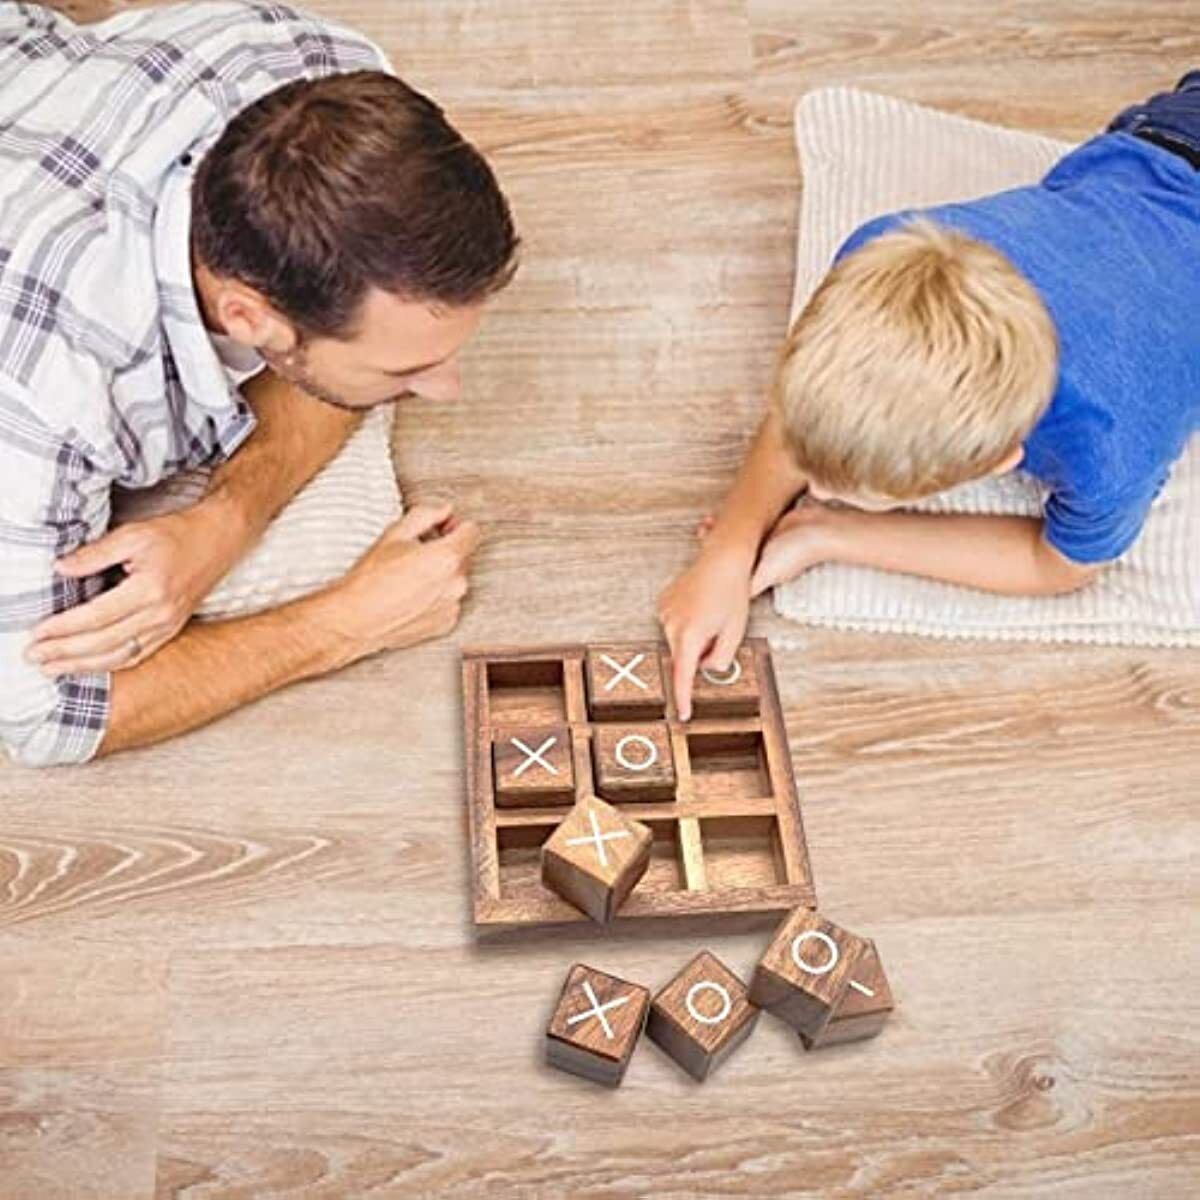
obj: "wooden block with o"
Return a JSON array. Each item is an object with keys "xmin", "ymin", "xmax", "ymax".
[
  {"xmin": 592, "ymin": 721, "xmax": 676, "ymax": 803},
  {"xmin": 647, "ymin": 951, "xmax": 759, "ymax": 1081},
  {"xmin": 749, "ymin": 908, "xmax": 871, "ymax": 1040}
]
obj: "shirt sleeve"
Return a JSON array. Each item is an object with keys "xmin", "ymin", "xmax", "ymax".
[
  {"xmin": 1041, "ymin": 476, "xmax": 1163, "ymax": 564},
  {"xmin": 0, "ymin": 384, "xmax": 112, "ymax": 767}
]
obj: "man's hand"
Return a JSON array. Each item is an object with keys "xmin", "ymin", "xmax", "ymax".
[
  {"xmin": 26, "ymin": 499, "xmax": 249, "ymax": 677},
  {"xmin": 314, "ymin": 502, "xmax": 480, "ymax": 667},
  {"xmin": 657, "ymin": 544, "xmax": 755, "ymax": 722}
]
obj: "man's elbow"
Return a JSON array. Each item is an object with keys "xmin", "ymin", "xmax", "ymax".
[{"xmin": 1, "ymin": 702, "xmax": 106, "ymax": 769}]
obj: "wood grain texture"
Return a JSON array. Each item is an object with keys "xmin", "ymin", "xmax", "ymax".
[{"xmin": 2, "ymin": 1, "xmax": 1198, "ymax": 1195}]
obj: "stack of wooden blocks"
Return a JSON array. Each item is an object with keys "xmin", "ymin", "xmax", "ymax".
[{"xmin": 545, "ymin": 909, "xmax": 893, "ymax": 1086}]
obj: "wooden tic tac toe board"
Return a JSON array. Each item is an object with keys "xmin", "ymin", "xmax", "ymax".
[{"xmin": 462, "ymin": 639, "xmax": 816, "ymax": 929}]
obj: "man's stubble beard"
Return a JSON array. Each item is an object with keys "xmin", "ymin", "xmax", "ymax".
[{"xmin": 259, "ymin": 343, "xmax": 365, "ymax": 412}]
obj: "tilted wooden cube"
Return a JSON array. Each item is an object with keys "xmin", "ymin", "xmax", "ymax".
[
  {"xmin": 541, "ymin": 796, "xmax": 652, "ymax": 922},
  {"xmin": 647, "ymin": 951, "xmax": 760, "ymax": 1081},
  {"xmin": 748, "ymin": 908, "xmax": 871, "ymax": 1040},
  {"xmin": 800, "ymin": 938, "xmax": 894, "ymax": 1049},
  {"xmin": 492, "ymin": 725, "xmax": 575, "ymax": 807},
  {"xmin": 545, "ymin": 963, "xmax": 650, "ymax": 1086},
  {"xmin": 591, "ymin": 721, "xmax": 677, "ymax": 803},
  {"xmin": 585, "ymin": 644, "xmax": 667, "ymax": 722}
]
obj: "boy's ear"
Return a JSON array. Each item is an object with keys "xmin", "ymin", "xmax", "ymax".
[{"xmin": 990, "ymin": 446, "xmax": 1024, "ymax": 476}]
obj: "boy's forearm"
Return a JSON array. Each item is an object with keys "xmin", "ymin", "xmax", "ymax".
[
  {"xmin": 98, "ymin": 586, "xmax": 357, "ymax": 755},
  {"xmin": 830, "ymin": 510, "xmax": 1098, "ymax": 596},
  {"xmin": 203, "ymin": 369, "xmax": 361, "ymax": 545},
  {"xmin": 706, "ymin": 409, "xmax": 807, "ymax": 562}
]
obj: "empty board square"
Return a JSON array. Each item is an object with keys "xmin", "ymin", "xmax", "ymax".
[
  {"xmin": 585, "ymin": 645, "xmax": 666, "ymax": 721},
  {"xmin": 546, "ymin": 963, "xmax": 650, "ymax": 1087},
  {"xmin": 689, "ymin": 645, "xmax": 760, "ymax": 718},
  {"xmin": 687, "ymin": 730, "xmax": 771, "ymax": 802},
  {"xmin": 487, "ymin": 659, "xmax": 568, "ymax": 725},
  {"xmin": 492, "ymin": 727, "xmax": 575, "ymax": 806},
  {"xmin": 592, "ymin": 722, "xmax": 677, "ymax": 803}
]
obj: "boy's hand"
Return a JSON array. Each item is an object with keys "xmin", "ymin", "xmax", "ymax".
[
  {"xmin": 749, "ymin": 499, "xmax": 841, "ymax": 597},
  {"xmin": 657, "ymin": 546, "xmax": 754, "ymax": 721}
]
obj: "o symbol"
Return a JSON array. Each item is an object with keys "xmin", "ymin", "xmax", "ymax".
[
  {"xmin": 700, "ymin": 659, "xmax": 742, "ymax": 687},
  {"xmin": 615, "ymin": 734, "xmax": 658, "ymax": 772},
  {"xmin": 791, "ymin": 930, "xmax": 839, "ymax": 976},
  {"xmin": 685, "ymin": 981, "xmax": 732, "ymax": 1026}
]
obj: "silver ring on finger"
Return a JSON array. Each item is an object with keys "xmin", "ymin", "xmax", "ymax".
[{"xmin": 126, "ymin": 635, "xmax": 142, "ymax": 663}]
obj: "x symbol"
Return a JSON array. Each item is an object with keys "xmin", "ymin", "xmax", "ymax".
[
  {"xmin": 600, "ymin": 652, "xmax": 648, "ymax": 693},
  {"xmin": 566, "ymin": 979, "xmax": 631, "ymax": 1040},
  {"xmin": 510, "ymin": 736, "xmax": 559, "ymax": 778},
  {"xmin": 566, "ymin": 807, "xmax": 632, "ymax": 868}
]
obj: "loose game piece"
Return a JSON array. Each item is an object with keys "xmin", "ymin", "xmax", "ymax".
[
  {"xmin": 492, "ymin": 726, "xmax": 575, "ymax": 807},
  {"xmin": 463, "ymin": 640, "xmax": 816, "ymax": 928},
  {"xmin": 585, "ymin": 644, "xmax": 667, "ymax": 721},
  {"xmin": 749, "ymin": 908, "xmax": 871, "ymax": 1040},
  {"xmin": 545, "ymin": 963, "xmax": 650, "ymax": 1087},
  {"xmin": 541, "ymin": 796, "xmax": 653, "ymax": 922},
  {"xmin": 688, "ymin": 645, "xmax": 761, "ymax": 718},
  {"xmin": 800, "ymin": 938, "xmax": 894, "ymax": 1049},
  {"xmin": 592, "ymin": 721, "xmax": 677, "ymax": 803},
  {"xmin": 646, "ymin": 951, "xmax": 760, "ymax": 1081}
]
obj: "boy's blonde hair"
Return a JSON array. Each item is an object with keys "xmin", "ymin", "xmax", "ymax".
[{"xmin": 773, "ymin": 219, "xmax": 1058, "ymax": 500}]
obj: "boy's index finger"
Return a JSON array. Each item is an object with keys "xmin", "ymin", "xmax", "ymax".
[{"xmin": 672, "ymin": 635, "xmax": 704, "ymax": 722}]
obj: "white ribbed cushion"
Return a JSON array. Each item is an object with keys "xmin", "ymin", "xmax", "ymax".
[
  {"xmin": 111, "ymin": 404, "xmax": 401, "ymax": 619},
  {"xmin": 774, "ymin": 87, "xmax": 1199, "ymax": 647}
]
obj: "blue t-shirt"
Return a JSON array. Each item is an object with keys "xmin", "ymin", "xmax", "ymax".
[{"xmin": 835, "ymin": 132, "xmax": 1200, "ymax": 563}]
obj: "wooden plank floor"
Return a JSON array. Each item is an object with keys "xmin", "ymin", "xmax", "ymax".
[{"xmin": 3, "ymin": 2, "xmax": 1198, "ymax": 1196}]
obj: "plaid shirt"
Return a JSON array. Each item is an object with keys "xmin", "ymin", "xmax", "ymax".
[{"xmin": 0, "ymin": 2, "xmax": 388, "ymax": 766}]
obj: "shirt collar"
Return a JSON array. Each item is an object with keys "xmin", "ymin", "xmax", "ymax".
[{"xmin": 152, "ymin": 146, "xmax": 257, "ymax": 465}]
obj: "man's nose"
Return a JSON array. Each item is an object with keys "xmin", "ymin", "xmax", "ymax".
[{"xmin": 410, "ymin": 361, "xmax": 461, "ymax": 402}]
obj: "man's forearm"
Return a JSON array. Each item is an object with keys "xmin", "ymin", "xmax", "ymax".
[
  {"xmin": 707, "ymin": 409, "xmax": 808, "ymax": 560},
  {"xmin": 98, "ymin": 587, "xmax": 356, "ymax": 755},
  {"xmin": 203, "ymin": 368, "xmax": 362, "ymax": 544},
  {"xmin": 829, "ymin": 510, "xmax": 1099, "ymax": 595}
]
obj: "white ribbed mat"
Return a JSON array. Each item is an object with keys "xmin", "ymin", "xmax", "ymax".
[
  {"xmin": 774, "ymin": 87, "xmax": 1199, "ymax": 647},
  {"xmin": 111, "ymin": 403, "xmax": 402, "ymax": 620}
]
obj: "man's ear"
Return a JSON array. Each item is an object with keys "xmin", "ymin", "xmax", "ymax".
[
  {"xmin": 216, "ymin": 280, "xmax": 296, "ymax": 355},
  {"xmin": 990, "ymin": 446, "xmax": 1024, "ymax": 476}
]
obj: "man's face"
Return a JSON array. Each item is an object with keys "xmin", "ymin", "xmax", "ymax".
[{"xmin": 262, "ymin": 287, "xmax": 486, "ymax": 412}]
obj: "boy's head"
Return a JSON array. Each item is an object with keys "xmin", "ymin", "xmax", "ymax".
[{"xmin": 773, "ymin": 219, "xmax": 1058, "ymax": 508}]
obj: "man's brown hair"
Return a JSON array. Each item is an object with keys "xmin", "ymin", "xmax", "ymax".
[{"xmin": 191, "ymin": 70, "xmax": 519, "ymax": 339}]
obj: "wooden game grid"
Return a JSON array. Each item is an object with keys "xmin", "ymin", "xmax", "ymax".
[{"xmin": 463, "ymin": 639, "xmax": 816, "ymax": 929}]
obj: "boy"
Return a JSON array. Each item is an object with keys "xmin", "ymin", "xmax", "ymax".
[{"xmin": 660, "ymin": 73, "xmax": 1200, "ymax": 719}]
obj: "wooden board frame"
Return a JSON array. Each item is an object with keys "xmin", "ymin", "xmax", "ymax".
[{"xmin": 462, "ymin": 638, "xmax": 816, "ymax": 929}]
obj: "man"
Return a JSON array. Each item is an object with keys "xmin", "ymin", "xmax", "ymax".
[{"xmin": 0, "ymin": 1, "xmax": 519, "ymax": 766}]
